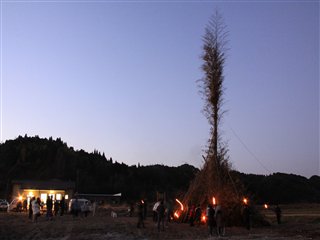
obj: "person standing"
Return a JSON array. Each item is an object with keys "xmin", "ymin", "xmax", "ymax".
[
  {"xmin": 243, "ymin": 204, "xmax": 252, "ymax": 230},
  {"xmin": 23, "ymin": 199, "xmax": 28, "ymax": 212},
  {"xmin": 92, "ymin": 201, "xmax": 97, "ymax": 217},
  {"xmin": 46, "ymin": 195, "xmax": 53, "ymax": 221},
  {"xmin": 32, "ymin": 198, "xmax": 40, "ymax": 223},
  {"xmin": 137, "ymin": 201, "xmax": 145, "ymax": 228},
  {"xmin": 60, "ymin": 197, "xmax": 65, "ymax": 216},
  {"xmin": 143, "ymin": 199, "xmax": 147, "ymax": 220},
  {"xmin": 206, "ymin": 204, "xmax": 215, "ymax": 236},
  {"xmin": 215, "ymin": 205, "xmax": 224, "ymax": 236},
  {"xmin": 54, "ymin": 200, "xmax": 60, "ymax": 216},
  {"xmin": 275, "ymin": 205, "xmax": 282, "ymax": 224},
  {"xmin": 157, "ymin": 201, "xmax": 165, "ymax": 232},
  {"xmin": 29, "ymin": 197, "xmax": 34, "ymax": 220},
  {"xmin": 71, "ymin": 198, "xmax": 80, "ymax": 218},
  {"xmin": 189, "ymin": 204, "xmax": 195, "ymax": 227},
  {"xmin": 194, "ymin": 204, "xmax": 202, "ymax": 226}
]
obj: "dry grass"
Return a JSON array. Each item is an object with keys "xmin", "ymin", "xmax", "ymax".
[{"xmin": 0, "ymin": 204, "xmax": 320, "ymax": 240}]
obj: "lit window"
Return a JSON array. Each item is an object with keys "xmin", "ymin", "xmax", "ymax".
[
  {"xmin": 40, "ymin": 193, "xmax": 47, "ymax": 203},
  {"xmin": 56, "ymin": 194, "xmax": 61, "ymax": 200}
]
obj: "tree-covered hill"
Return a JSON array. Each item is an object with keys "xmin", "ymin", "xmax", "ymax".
[
  {"xmin": 0, "ymin": 135, "xmax": 197, "ymax": 201},
  {"xmin": 1, "ymin": 136, "xmax": 319, "ymax": 204},
  {"xmin": 233, "ymin": 172, "xmax": 320, "ymax": 204}
]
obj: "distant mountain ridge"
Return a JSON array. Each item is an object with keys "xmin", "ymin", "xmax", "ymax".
[{"xmin": 0, "ymin": 136, "xmax": 319, "ymax": 203}]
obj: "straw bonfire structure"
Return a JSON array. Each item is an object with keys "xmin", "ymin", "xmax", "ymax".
[{"xmin": 183, "ymin": 12, "xmax": 244, "ymax": 224}]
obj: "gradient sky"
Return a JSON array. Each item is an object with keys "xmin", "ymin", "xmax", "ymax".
[{"xmin": 0, "ymin": 0, "xmax": 319, "ymax": 178}]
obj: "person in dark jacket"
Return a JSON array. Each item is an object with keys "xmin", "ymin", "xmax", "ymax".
[
  {"xmin": 206, "ymin": 204, "xmax": 215, "ymax": 236},
  {"xmin": 157, "ymin": 201, "xmax": 165, "ymax": 232},
  {"xmin": 194, "ymin": 204, "xmax": 202, "ymax": 226},
  {"xmin": 137, "ymin": 200, "xmax": 145, "ymax": 228},
  {"xmin": 243, "ymin": 204, "xmax": 252, "ymax": 230},
  {"xmin": 275, "ymin": 205, "xmax": 282, "ymax": 224},
  {"xmin": 46, "ymin": 195, "xmax": 53, "ymax": 221},
  {"xmin": 60, "ymin": 197, "xmax": 65, "ymax": 216},
  {"xmin": 28, "ymin": 197, "xmax": 34, "ymax": 220}
]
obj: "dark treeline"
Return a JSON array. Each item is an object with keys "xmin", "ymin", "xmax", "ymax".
[
  {"xmin": 0, "ymin": 136, "xmax": 319, "ymax": 204},
  {"xmin": 232, "ymin": 171, "xmax": 320, "ymax": 204},
  {"xmin": 0, "ymin": 135, "xmax": 197, "ymax": 201}
]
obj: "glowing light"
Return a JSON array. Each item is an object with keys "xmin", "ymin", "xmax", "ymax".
[
  {"xmin": 264, "ymin": 204, "xmax": 268, "ymax": 209},
  {"xmin": 28, "ymin": 191, "xmax": 33, "ymax": 197},
  {"xmin": 40, "ymin": 193, "xmax": 47, "ymax": 203},
  {"xmin": 65, "ymin": 195, "xmax": 69, "ymax": 200},
  {"xmin": 202, "ymin": 215, "xmax": 206, "ymax": 223},
  {"xmin": 243, "ymin": 198, "xmax": 248, "ymax": 205},
  {"xmin": 18, "ymin": 196, "xmax": 23, "ymax": 201},
  {"xmin": 56, "ymin": 194, "xmax": 62, "ymax": 201},
  {"xmin": 174, "ymin": 211, "xmax": 180, "ymax": 219},
  {"xmin": 175, "ymin": 199, "xmax": 184, "ymax": 211},
  {"xmin": 141, "ymin": 200, "xmax": 144, "ymax": 204},
  {"xmin": 212, "ymin": 197, "xmax": 216, "ymax": 205}
]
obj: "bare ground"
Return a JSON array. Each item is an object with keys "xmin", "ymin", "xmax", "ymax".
[{"xmin": 0, "ymin": 204, "xmax": 320, "ymax": 240}]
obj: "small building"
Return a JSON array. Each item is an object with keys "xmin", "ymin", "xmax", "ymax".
[
  {"xmin": 75, "ymin": 193, "xmax": 122, "ymax": 204},
  {"xmin": 11, "ymin": 179, "xmax": 75, "ymax": 205}
]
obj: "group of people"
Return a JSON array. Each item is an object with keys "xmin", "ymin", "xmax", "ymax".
[
  {"xmin": 205, "ymin": 204, "xmax": 224, "ymax": 236},
  {"xmin": 27, "ymin": 196, "xmax": 66, "ymax": 222},
  {"xmin": 136, "ymin": 199, "xmax": 224, "ymax": 235},
  {"xmin": 133, "ymin": 199, "xmax": 283, "ymax": 237},
  {"xmin": 135, "ymin": 199, "xmax": 172, "ymax": 232}
]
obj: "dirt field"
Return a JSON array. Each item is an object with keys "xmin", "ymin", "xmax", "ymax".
[{"xmin": 0, "ymin": 204, "xmax": 319, "ymax": 240}]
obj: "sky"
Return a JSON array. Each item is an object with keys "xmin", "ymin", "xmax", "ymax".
[{"xmin": 0, "ymin": 0, "xmax": 318, "ymax": 178}]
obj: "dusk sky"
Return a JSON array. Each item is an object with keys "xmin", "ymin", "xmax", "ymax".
[{"xmin": 0, "ymin": 1, "xmax": 318, "ymax": 178}]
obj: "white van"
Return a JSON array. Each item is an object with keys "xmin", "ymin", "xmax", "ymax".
[{"xmin": 68, "ymin": 198, "xmax": 92, "ymax": 214}]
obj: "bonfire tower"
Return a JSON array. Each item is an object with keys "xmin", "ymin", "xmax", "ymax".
[{"xmin": 184, "ymin": 11, "xmax": 243, "ymax": 224}]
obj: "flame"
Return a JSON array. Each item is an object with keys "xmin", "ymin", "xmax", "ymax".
[
  {"xmin": 243, "ymin": 198, "xmax": 248, "ymax": 205},
  {"xmin": 264, "ymin": 204, "xmax": 268, "ymax": 209},
  {"xmin": 201, "ymin": 214, "xmax": 206, "ymax": 223},
  {"xmin": 174, "ymin": 211, "xmax": 180, "ymax": 219},
  {"xmin": 175, "ymin": 198, "xmax": 184, "ymax": 211},
  {"xmin": 212, "ymin": 196, "xmax": 216, "ymax": 205}
]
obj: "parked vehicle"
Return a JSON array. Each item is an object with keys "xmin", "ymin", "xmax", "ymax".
[
  {"xmin": 0, "ymin": 199, "xmax": 9, "ymax": 211},
  {"xmin": 68, "ymin": 198, "xmax": 92, "ymax": 214}
]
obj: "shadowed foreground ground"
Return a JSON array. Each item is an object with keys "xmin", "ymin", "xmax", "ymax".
[{"xmin": 0, "ymin": 204, "xmax": 320, "ymax": 240}]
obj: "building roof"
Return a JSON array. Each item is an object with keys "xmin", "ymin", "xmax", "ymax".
[
  {"xmin": 76, "ymin": 193, "xmax": 122, "ymax": 197},
  {"xmin": 11, "ymin": 179, "xmax": 75, "ymax": 190}
]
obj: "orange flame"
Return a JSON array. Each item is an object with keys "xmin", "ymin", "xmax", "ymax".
[
  {"xmin": 174, "ymin": 211, "xmax": 180, "ymax": 219},
  {"xmin": 212, "ymin": 197, "xmax": 216, "ymax": 205},
  {"xmin": 243, "ymin": 198, "xmax": 248, "ymax": 205},
  {"xmin": 175, "ymin": 198, "xmax": 184, "ymax": 211},
  {"xmin": 201, "ymin": 214, "xmax": 206, "ymax": 223},
  {"xmin": 264, "ymin": 204, "xmax": 268, "ymax": 209}
]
